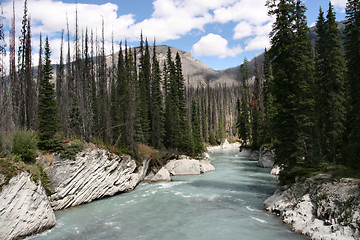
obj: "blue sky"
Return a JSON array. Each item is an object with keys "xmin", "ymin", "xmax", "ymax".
[{"xmin": 2, "ymin": 0, "xmax": 347, "ymax": 70}]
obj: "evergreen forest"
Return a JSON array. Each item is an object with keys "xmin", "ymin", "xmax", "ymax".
[{"xmin": 0, "ymin": 0, "xmax": 359, "ymax": 183}]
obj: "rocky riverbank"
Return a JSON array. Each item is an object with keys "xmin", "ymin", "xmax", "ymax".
[
  {"xmin": 0, "ymin": 172, "xmax": 56, "ymax": 240},
  {"xmin": 0, "ymin": 146, "xmax": 215, "ymax": 239},
  {"xmin": 264, "ymin": 176, "xmax": 360, "ymax": 240}
]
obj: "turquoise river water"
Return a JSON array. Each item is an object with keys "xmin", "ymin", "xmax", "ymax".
[{"xmin": 28, "ymin": 147, "xmax": 306, "ymax": 240}]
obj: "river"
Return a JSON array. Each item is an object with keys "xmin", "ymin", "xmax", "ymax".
[{"xmin": 28, "ymin": 147, "xmax": 305, "ymax": 240}]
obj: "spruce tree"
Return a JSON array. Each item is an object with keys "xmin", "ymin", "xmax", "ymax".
[
  {"xmin": 315, "ymin": 3, "xmax": 346, "ymax": 164},
  {"xmin": 150, "ymin": 43, "xmax": 165, "ymax": 149},
  {"xmin": 192, "ymin": 100, "xmax": 204, "ymax": 154},
  {"xmin": 262, "ymin": 49, "xmax": 275, "ymax": 143},
  {"xmin": 175, "ymin": 52, "xmax": 193, "ymax": 153},
  {"xmin": 164, "ymin": 47, "xmax": 179, "ymax": 149},
  {"xmin": 136, "ymin": 35, "xmax": 151, "ymax": 143},
  {"xmin": 267, "ymin": 0, "xmax": 315, "ymax": 168},
  {"xmin": 344, "ymin": 0, "xmax": 360, "ymax": 168},
  {"xmin": 38, "ymin": 37, "xmax": 60, "ymax": 150},
  {"xmin": 237, "ymin": 59, "xmax": 251, "ymax": 144}
]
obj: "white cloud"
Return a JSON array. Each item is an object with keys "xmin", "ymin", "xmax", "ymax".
[
  {"xmin": 213, "ymin": 0, "xmax": 271, "ymax": 25},
  {"xmin": 245, "ymin": 35, "xmax": 270, "ymax": 51},
  {"xmin": 233, "ymin": 21, "xmax": 253, "ymax": 39},
  {"xmin": 332, "ymin": 0, "xmax": 347, "ymax": 9},
  {"xmin": 192, "ymin": 33, "xmax": 242, "ymax": 58}
]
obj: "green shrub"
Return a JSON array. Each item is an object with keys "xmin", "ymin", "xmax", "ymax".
[
  {"xmin": 12, "ymin": 130, "xmax": 38, "ymax": 163},
  {"xmin": 60, "ymin": 139, "xmax": 84, "ymax": 160}
]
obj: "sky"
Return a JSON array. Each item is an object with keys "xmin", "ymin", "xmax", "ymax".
[{"xmin": 1, "ymin": 0, "xmax": 348, "ymax": 71}]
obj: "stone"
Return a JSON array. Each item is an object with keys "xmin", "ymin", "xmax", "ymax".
[
  {"xmin": 270, "ymin": 165, "xmax": 281, "ymax": 175},
  {"xmin": 0, "ymin": 172, "xmax": 56, "ymax": 240},
  {"xmin": 264, "ymin": 178, "xmax": 360, "ymax": 240},
  {"xmin": 199, "ymin": 160, "xmax": 215, "ymax": 173},
  {"xmin": 164, "ymin": 156, "xmax": 215, "ymax": 176},
  {"xmin": 150, "ymin": 167, "xmax": 171, "ymax": 182},
  {"xmin": 165, "ymin": 159, "xmax": 201, "ymax": 175},
  {"xmin": 48, "ymin": 149, "xmax": 150, "ymax": 211},
  {"xmin": 249, "ymin": 150, "xmax": 259, "ymax": 161},
  {"xmin": 257, "ymin": 146, "xmax": 275, "ymax": 168}
]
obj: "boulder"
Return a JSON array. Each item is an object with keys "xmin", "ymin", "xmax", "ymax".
[
  {"xmin": 165, "ymin": 158, "xmax": 201, "ymax": 175},
  {"xmin": 150, "ymin": 167, "xmax": 171, "ymax": 182},
  {"xmin": 257, "ymin": 147, "xmax": 275, "ymax": 168},
  {"xmin": 199, "ymin": 160, "xmax": 215, "ymax": 173},
  {"xmin": 249, "ymin": 150, "xmax": 259, "ymax": 161},
  {"xmin": 0, "ymin": 172, "xmax": 56, "ymax": 240},
  {"xmin": 48, "ymin": 149, "xmax": 150, "ymax": 211},
  {"xmin": 270, "ymin": 165, "xmax": 282, "ymax": 175},
  {"xmin": 164, "ymin": 156, "xmax": 215, "ymax": 176},
  {"xmin": 264, "ymin": 178, "xmax": 360, "ymax": 240}
]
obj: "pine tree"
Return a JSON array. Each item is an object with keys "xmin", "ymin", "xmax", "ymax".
[
  {"xmin": 69, "ymin": 96, "xmax": 82, "ymax": 137},
  {"xmin": 315, "ymin": 3, "xmax": 346, "ymax": 164},
  {"xmin": 344, "ymin": 0, "xmax": 360, "ymax": 168},
  {"xmin": 136, "ymin": 35, "xmax": 151, "ymax": 143},
  {"xmin": 267, "ymin": 0, "xmax": 315, "ymax": 168},
  {"xmin": 38, "ymin": 37, "xmax": 60, "ymax": 150},
  {"xmin": 150, "ymin": 43, "xmax": 165, "ymax": 149},
  {"xmin": 216, "ymin": 107, "xmax": 225, "ymax": 143},
  {"xmin": 262, "ymin": 49, "xmax": 275, "ymax": 144},
  {"xmin": 175, "ymin": 52, "xmax": 193, "ymax": 153},
  {"xmin": 191, "ymin": 100, "xmax": 204, "ymax": 154},
  {"xmin": 164, "ymin": 47, "xmax": 179, "ymax": 149},
  {"xmin": 237, "ymin": 59, "xmax": 251, "ymax": 144}
]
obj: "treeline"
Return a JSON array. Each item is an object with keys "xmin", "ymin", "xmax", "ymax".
[
  {"xmin": 236, "ymin": 0, "xmax": 360, "ymax": 183},
  {"xmin": 0, "ymin": 0, "xmax": 213, "ymax": 157}
]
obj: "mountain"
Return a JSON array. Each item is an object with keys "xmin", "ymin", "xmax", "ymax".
[{"xmin": 50, "ymin": 20, "xmax": 345, "ymax": 88}]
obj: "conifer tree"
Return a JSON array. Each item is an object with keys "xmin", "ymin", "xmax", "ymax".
[
  {"xmin": 164, "ymin": 47, "xmax": 179, "ymax": 149},
  {"xmin": 216, "ymin": 107, "xmax": 225, "ymax": 143},
  {"xmin": 69, "ymin": 96, "xmax": 82, "ymax": 137},
  {"xmin": 237, "ymin": 59, "xmax": 251, "ymax": 144},
  {"xmin": 344, "ymin": 0, "xmax": 360, "ymax": 168},
  {"xmin": 315, "ymin": 3, "xmax": 346, "ymax": 164},
  {"xmin": 38, "ymin": 37, "xmax": 60, "ymax": 150},
  {"xmin": 136, "ymin": 35, "xmax": 151, "ymax": 143},
  {"xmin": 262, "ymin": 49, "xmax": 275, "ymax": 143},
  {"xmin": 175, "ymin": 52, "xmax": 193, "ymax": 153},
  {"xmin": 267, "ymin": 0, "xmax": 315, "ymax": 168},
  {"xmin": 192, "ymin": 100, "xmax": 204, "ymax": 154},
  {"xmin": 150, "ymin": 43, "xmax": 165, "ymax": 149}
]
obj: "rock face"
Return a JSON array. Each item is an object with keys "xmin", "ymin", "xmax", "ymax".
[
  {"xmin": 249, "ymin": 150, "xmax": 259, "ymax": 161},
  {"xmin": 257, "ymin": 147, "xmax": 275, "ymax": 168},
  {"xmin": 164, "ymin": 155, "xmax": 215, "ymax": 176},
  {"xmin": 264, "ymin": 178, "xmax": 360, "ymax": 240},
  {"xmin": 0, "ymin": 172, "xmax": 56, "ymax": 240},
  {"xmin": 48, "ymin": 149, "xmax": 150, "ymax": 211}
]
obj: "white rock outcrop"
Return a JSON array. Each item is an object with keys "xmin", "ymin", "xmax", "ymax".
[
  {"xmin": 48, "ymin": 149, "xmax": 150, "ymax": 211},
  {"xmin": 249, "ymin": 150, "xmax": 259, "ymax": 161},
  {"xmin": 257, "ymin": 146, "xmax": 275, "ymax": 168},
  {"xmin": 270, "ymin": 165, "xmax": 282, "ymax": 175},
  {"xmin": 150, "ymin": 167, "xmax": 171, "ymax": 182},
  {"xmin": 0, "ymin": 172, "xmax": 56, "ymax": 240},
  {"xmin": 264, "ymin": 178, "xmax": 360, "ymax": 240},
  {"xmin": 164, "ymin": 155, "xmax": 215, "ymax": 176}
]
